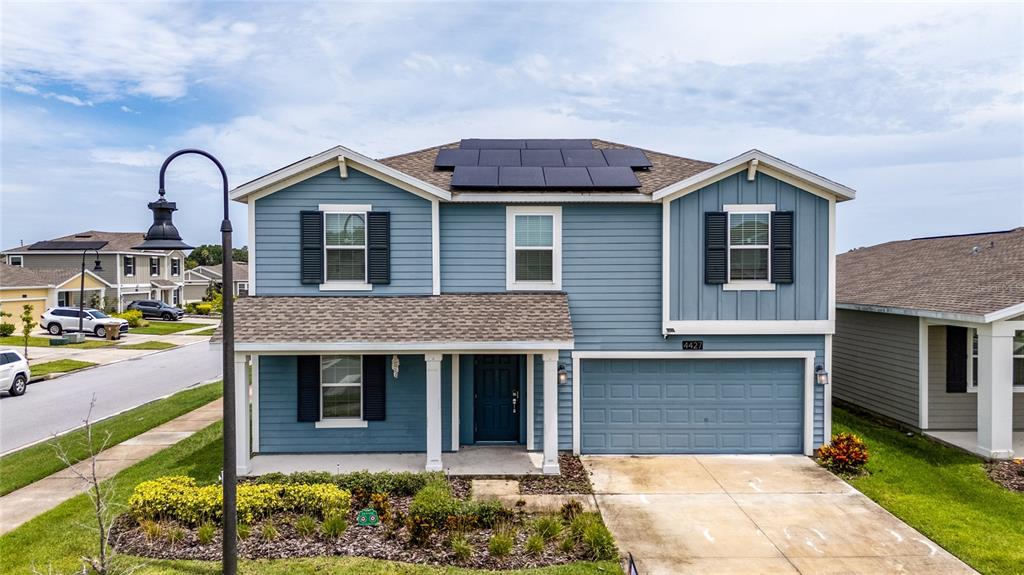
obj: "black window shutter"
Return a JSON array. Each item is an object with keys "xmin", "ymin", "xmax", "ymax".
[
  {"xmin": 704, "ymin": 211, "xmax": 728, "ymax": 284},
  {"xmin": 946, "ymin": 326, "xmax": 968, "ymax": 393},
  {"xmin": 297, "ymin": 355, "xmax": 321, "ymax": 421},
  {"xmin": 771, "ymin": 211, "xmax": 794, "ymax": 284},
  {"xmin": 299, "ymin": 211, "xmax": 324, "ymax": 285},
  {"xmin": 362, "ymin": 355, "xmax": 386, "ymax": 421},
  {"xmin": 366, "ymin": 211, "xmax": 391, "ymax": 285}
]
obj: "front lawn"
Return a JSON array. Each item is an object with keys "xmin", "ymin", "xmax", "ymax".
[
  {"xmin": 0, "ymin": 335, "xmax": 112, "ymax": 350},
  {"xmin": 29, "ymin": 359, "xmax": 96, "ymax": 377},
  {"xmin": 119, "ymin": 340, "xmax": 178, "ymax": 350},
  {"xmin": 130, "ymin": 322, "xmax": 210, "ymax": 335},
  {"xmin": 0, "ymin": 382, "xmax": 222, "ymax": 496},
  {"xmin": 834, "ymin": 407, "xmax": 1024, "ymax": 575}
]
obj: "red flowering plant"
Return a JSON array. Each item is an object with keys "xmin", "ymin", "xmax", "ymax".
[{"xmin": 816, "ymin": 432, "xmax": 870, "ymax": 474}]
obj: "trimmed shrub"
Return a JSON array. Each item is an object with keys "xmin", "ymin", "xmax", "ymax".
[
  {"xmin": 113, "ymin": 310, "xmax": 145, "ymax": 328},
  {"xmin": 195, "ymin": 303, "xmax": 213, "ymax": 315},
  {"xmin": 816, "ymin": 432, "xmax": 870, "ymax": 474},
  {"xmin": 0, "ymin": 323, "xmax": 15, "ymax": 337},
  {"xmin": 407, "ymin": 480, "xmax": 461, "ymax": 544},
  {"xmin": 254, "ymin": 470, "xmax": 436, "ymax": 499}
]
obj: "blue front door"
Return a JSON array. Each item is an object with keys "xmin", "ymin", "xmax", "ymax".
[{"xmin": 474, "ymin": 355, "xmax": 519, "ymax": 442}]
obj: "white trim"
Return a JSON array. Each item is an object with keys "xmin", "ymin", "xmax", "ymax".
[
  {"xmin": 725, "ymin": 205, "xmax": 772, "ymax": 285},
  {"xmin": 425, "ymin": 352, "xmax": 443, "ymax": 471},
  {"xmin": 431, "ymin": 199, "xmax": 440, "ymax": 295},
  {"xmin": 315, "ymin": 419, "xmax": 369, "ymax": 429},
  {"xmin": 319, "ymin": 354, "xmax": 364, "ymax": 422},
  {"xmin": 252, "ymin": 355, "xmax": 260, "ymax": 452},
  {"xmin": 506, "ymin": 205, "xmax": 562, "ymax": 291},
  {"xmin": 723, "ymin": 203, "xmax": 776, "ymax": 213},
  {"xmin": 661, "ymin": 200, "xmax": 671, "ymax": 330},
  {"xmin": 653, "ymin": 150, "xmax": 856, "ymax": 203},
  {"xmin": 541, "ymin": 350, "xmax": 560, "ymax": 474},
  {"xmin": 8, "ymin": 255, "xmax": 23, "ymax": 267},
  {"xmin": 918, "ymin": 318, "xmax": 929, "ymax": 430},
  {"xmin": 230, "ymin": 145, "xmax": 452, "ymax": 203},
  {"xmin": 452, "ymin": 192, "xmax": 652, "ymax": 203},
  {"xmin": 337, "ymin": 155, "xmax": 348, "ymax": 179},
  {"xmin": 232, "ymin": 340, "xmax": 575, "ymax": 354},
  {"xmin": 986, "ymin": 302, "xmax": 1024, "ymax": 323},
  {"xmin": 570, "ymin": 350, "xmax": 818, "ymax": 456},
  {"xmin": 526, "ymin": 353, "xmax": 535, "ymax": 450},
  {"xmin": 451, "ymin": 353, "xmax": 460, "ymax": 452},
  {"xmin": 824, "ymin": 334, "xmax": 833, "ymax": 442},
  {"xmin": 319, "ymin": 203, "xmax": 372, "ymax": 213},
  {"xmin": 248, "ymin": 197, "xmax": 257, "ymax": 295},
  {"xmin": 321, "ymin": 205, "xmax": 370, "ymax": 289},
  {"xmin": 839, "ymin": 303, "xmax": 990, "ymax": 324},
  {"xmin": 828, "ymin": 197, "xmax": 836, "ymax": 322},
  {"xmin": 722, "ymin": 282, "xmax": 775, "ymax": 292},
  {"xmin": 319, "ymin": 282, "xmax": 373, "ymax": 292},
  {"xmin": 2, "ymin": 250, "xmax": 169, "ymax": 257},
  {"xmin": 746, "ymin": 158, "xmax": 759, "ymax": 181},
  {"xmin": 663, "ymin": 320, "xmax": 834, "ymax": 335},
  {"xmin": 234, "ymin": 354, "xmax": 251, "ymax": 475}
]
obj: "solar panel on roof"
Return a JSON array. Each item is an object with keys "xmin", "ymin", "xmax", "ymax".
[
  {"xmin": 434, "ymin": 148, "xmax": 479, "ymax": 169},
  {"xmin": 521, "ymin": 149, "xmax": 564, "ymax": 167},
  {"xmin": 525, "ymin": 139, "xmax": 592, "ymax": 149},
  {"xmin": 499, "ymin": 167, "xmax": 545, "ymax": 187},
  {"xmin": 542, "ymin": 167, "xmax": 593, "ymax": 188},
  {"xmin": 601, "ymin": 148, "xmax": 652, "ymax": 168},
  {"xmin": 562, "ymin": 149, "xmax": 608, "ymax": 167},
  {"xmin": 29, "ymin": 240, "xmax": 109, "ymax": 251},
  {"xmin": 478, "ymin": 149, "xmax": 521, "ymax": 167},
  {"xmin": 460, "ymin": 139, "xmax": 526, "ymax": 149},
  {"xmin": 451, "ymin": 166, "xmax": 499, "ymax": 187},
  {"xmin": 587, "ymin": 166, "xmax": 640, "ymax": 188}
]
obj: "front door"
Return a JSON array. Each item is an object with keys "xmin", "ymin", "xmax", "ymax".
[{"xmin": 474, "ymin": 355, "xmax": 519, "ymax": 442}]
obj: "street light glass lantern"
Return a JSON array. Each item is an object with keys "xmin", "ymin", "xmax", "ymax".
[
  {"xmin": 134, "ymin": 197, "xmax": 193, "ymax": 251},
  {"xmin": 92, "ymin": 259, "xmax": 103, "ymax": 272}
]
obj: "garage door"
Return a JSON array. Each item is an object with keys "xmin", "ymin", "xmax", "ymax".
[{"xmin": 580, "ymin": 358, "xmax": 803, "ymax": 454}]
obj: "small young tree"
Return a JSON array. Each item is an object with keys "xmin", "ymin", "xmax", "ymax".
[{"xmin": 20, "ymin": 303, "xmax": 36, "ymax": 357}]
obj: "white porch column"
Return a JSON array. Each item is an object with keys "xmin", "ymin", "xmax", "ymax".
[
  {"xmin": 425, "ymin": 353, "xmax": 444, "ymax": 472},
  {"xmin": 234, "ymin": 353, "xmax": 251, "ymax": 476},
  {"xmin": 976, "ymin": 324, "xmax": 1015, "ymax": 459},
  {"xmin": 542, "ymin": 351, "xmax": 560, "ymax": 475}
]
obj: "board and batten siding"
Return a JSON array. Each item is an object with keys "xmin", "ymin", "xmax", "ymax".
[
  {"xmin": 832, "ymin": 310, "xmax": 919, "ymax": 427},
  {"xmin": 927, "ymin": 325, "xmax": 1024, "ymax": 430},
  {"xmin": 668, "ymin": 172, "xmax": 829, "ymax": 321},
  {"xmin": 254, "ymin": 167, "xmax": 433, "ymax": 296}
]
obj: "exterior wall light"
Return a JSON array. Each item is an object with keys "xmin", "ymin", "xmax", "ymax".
[
  {"xmin": 815, "ymin": 365, "xmax": 830, "ymax": 386},
  {"xmin": 558, "ymin": 364, "xmax": 568, "ymax": 385},
  {"xmin": 392, "ymin": 354, "xmax": 400, "ymax": 379}
]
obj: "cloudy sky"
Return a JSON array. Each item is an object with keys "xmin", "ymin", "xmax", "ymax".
[{"xmin": 1, "ymin": 1, "xmax": 1021, "ymax": 252}]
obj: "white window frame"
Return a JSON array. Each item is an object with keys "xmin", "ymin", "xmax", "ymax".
[
  {"xmin": 149, "ymin": 257, "xmax": 160, "ymax": 277},
  {"xmin": 237, "ymin": 281, "xmax": 249, "ymax": 296},
  {"xmin": 170, "ymin": 257, "xmax": 181, "ymax": 276},
  {"xmin": 319, "ymin": 203, "xmax": 373, "ymax": 292},
  {"xmin": 506, "ymin": 205, "xmax": 562, "ymax": 291},
  {"xmin": 968, "ymin": 328, "xmax": 1024, "ymax": 392},
  {"xmin": 723, "ymin": 204, "xmax": 775, "ymax": 291},
  {"xmin": 123, "ymin": 256, "xmax": 135, "ymax": 277},
  {"xmin": 315, "ymin": 354, "xmax": 368, "ymax": 428},
  {"xmin": 8, "ymin": 255, "xmax": 22, "ymax": 267}
]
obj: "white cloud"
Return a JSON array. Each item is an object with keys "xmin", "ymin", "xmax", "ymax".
[{"xmin": 90, "ymin": 148, "xmax": 164, "ymax": 168}]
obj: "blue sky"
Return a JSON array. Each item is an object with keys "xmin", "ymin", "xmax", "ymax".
[{"xmin": 2, "ymin": 1, "xmax": 1021, "ymax": 251}]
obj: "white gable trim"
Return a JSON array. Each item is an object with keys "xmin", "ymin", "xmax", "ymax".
[
  {"xmin": 839, "ymin": 301, "xmax": 1024, "ymax": 324},
  {"xmin": 230, "ymin": 146, "xmax": 452, "ymax": 203},
  {"xmin": 653, "ymin": 150, "xmax": 856, "ymax": 203},
  {"xmin": 54, "ymin": 269, "xmax": 114, "ymax": 289}
]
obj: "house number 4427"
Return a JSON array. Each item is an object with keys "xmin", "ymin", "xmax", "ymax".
[{"xmin": 681, "ymin": 340, "xmax": 704, "ymax": 350}]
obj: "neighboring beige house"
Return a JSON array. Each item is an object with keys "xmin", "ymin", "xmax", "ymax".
[
  {"xmin": 0, "ymin": 264, "xmax": 112, "ymax": 318},
  {"xmin": 833, "ymin": 228, "xmax": 1024, "ymax": 460},
  {"xmin": 1, "ymin": 231, "xmax": 187, "ymax": 311},
  {"xmin": 182, "ymin": 262, "xmax": 249, "ymax": 303}
]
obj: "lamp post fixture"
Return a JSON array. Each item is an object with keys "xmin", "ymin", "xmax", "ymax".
[
  {"xmin": 134, "ymin": 149, "xmax": 238, "ymax": 575},
  {"xmin": 78, "ymin": 249, "xmax": 103, "ymax": 334}
]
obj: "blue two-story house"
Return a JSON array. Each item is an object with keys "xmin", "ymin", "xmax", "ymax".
[{"xmin": 225, "ymin": 139, "xmax": 855, "ymax": 476}]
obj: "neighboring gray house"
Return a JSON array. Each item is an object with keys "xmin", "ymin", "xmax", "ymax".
[
  {"xmin": 218, "ymin": 140, "xmax": 856, "ymax": 477},
  {"xmin": 833, "ymin": 228, "xmax": 1024, "ymax": 459},
  {"xmin": 182, "ymin": 262, "xmax": 249, "ymax": 303},
  {"xmin": 1, "ymin": 231, "xmax": 187, "ymax": 311}
]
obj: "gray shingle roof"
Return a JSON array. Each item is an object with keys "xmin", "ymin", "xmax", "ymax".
[
  {"xmin": 0, "ymin": 264, "xmax": 80, "ymax": 288},
  {"xmin": 217, "ymin": 293, "xmax": 574, "ymax": 346},
  {"xmin": 4, "ymin": 231, "xmax": 148, "ymax": 253},
  {"xmin": 837, "ymin": 228, "xmax": 1024, "ymax": 319}
]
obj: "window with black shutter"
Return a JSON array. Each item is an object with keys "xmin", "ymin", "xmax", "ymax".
[
  {"xmin": 299, "ymin": 211, "xmax": 324, "ymax": 284},
  {"xmin": 366, "ymin": 212, "xmax": 391, "ymax": 284},
  {"xmin": 770, "ymin": 211, "xmax": 794, "ymax": 284},
  {"xmin": 362, "ymin": 355, "xmax": 387, "ymax": 420},
  {"xmin": 297, "ymin": 355, "xmax": 321, "ymax": 421},
  {"xmin": 704, "ymin": 212, "xmax": 728, "ymax": 284}
]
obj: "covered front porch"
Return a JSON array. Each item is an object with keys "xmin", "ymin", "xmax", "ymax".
[
  {"xmin": 248, "ymin": 445, "xmax": 547, "ymax": 476},
  {"xmin": 925, "ymin": 430, "xmax": 1024, "ymax": 459}
]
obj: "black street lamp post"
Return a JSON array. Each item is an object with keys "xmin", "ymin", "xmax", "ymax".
[
  {"xmin": 134, "ymin": 149, "xmax": 238, "ymax": 575},
  {"xmin": 78, "ymin": 249, "xmax": 103, "ymax": 334}
]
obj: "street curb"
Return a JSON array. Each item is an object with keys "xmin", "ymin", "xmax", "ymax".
[{"xmin": 25, "ymin": 337, "xmax": 212, "ymax": 384}]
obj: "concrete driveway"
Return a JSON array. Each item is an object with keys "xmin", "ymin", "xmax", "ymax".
[{"xmin": 583, "ymin": 455, "xmax": 977, "ymax": 575}]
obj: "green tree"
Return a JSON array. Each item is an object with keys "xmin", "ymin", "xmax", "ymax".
[
  {"xmin": 20, "ymin": 304, "xmax": 36, "ymax": 358},
  {"xmin": 184, "ymin": 244, "xmax": 247, "ymax": 269},
  {"xmin": 0, "ymin": 309, "xmax": 14, "ymax": 337},
  {"xmin": 232, "ymin": 246, "xmax": 248, "ymax": 263}
]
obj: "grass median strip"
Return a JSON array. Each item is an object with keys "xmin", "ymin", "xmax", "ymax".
[
  {"xmin": 0, "ymin": 381, "xmax": 222, "ymax": 497},
  {"xmin": 0, "ymin": 335, "xmax": 112, "ymax": 350},
  {"xmin": 130, "ymin": 322, "xmax": 209, "ymax": 336},
  {"xmin": 189, "ymin": 326, "xmax": 218, "ymax": 336},
  {"xmin": 29, "ymin": 359, "xmax": 97, "ymax": 378},
  {"xmin": 118, "ymin": 341, "xmax": 177, "ymax": 350},
  {"xmin": 834, "ymin": 407, "xmax": 1024, "ymax": 575}
]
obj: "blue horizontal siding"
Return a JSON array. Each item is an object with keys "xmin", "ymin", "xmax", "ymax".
[{"xmin": 439, "ymin": 204, "xmax": 505, "ymax": 292}]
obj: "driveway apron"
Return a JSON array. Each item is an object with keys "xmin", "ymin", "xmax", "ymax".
[{"xmin": 583, "ymin": 455, "xmax": 977, "ymax": 575}]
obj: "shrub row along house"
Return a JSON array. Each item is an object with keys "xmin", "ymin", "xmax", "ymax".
[
  {"xmin": 216, "ymin": 139, "xmax": 856, "ymax": 476},
  {"xmin": 833, "ymin": 228, "xmax": 1024, "ymax": 459},
  {"xmin": 1, "ymin": 231, "xmax": 187, "ymax": 311}
]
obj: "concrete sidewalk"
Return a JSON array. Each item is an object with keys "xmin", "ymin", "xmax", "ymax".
[{"xmin": 0, "ymin": 398, "xmax": 222, "ymax": 535}]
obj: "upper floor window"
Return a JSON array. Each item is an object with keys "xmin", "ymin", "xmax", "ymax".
[
  {"xmin": 149, "ymin": 257, "xmax": 160, "ymax": 276},
  {"xmin": 719, "ymin": 204, "xmax": 778, "ymax": 291},
  {"xmin": 321, "ymin": 355, "xmax": 362, "ymax": 419},
  {"xmin": 8, "ymin": 255, "xmax": 22, "ymax": 267},
  {"xmin": 506, "ymin": 206, "xmax": 562, "ymax": 290},
  {"xmin": 171, "ymin": 258, "xmax": 181, "ymax": 276},
  {"xmin": 123, "ymin": 256, "xmax": 135, "ymax": 276},
  {"xmin": 325, "ymin": 211, "xmax": 367, "ymax": 283}
]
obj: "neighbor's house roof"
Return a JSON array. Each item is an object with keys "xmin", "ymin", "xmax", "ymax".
[
  {"xmin": 837, "ymin": 228, "xmax": 1024, "ymax": 323},
  {"xmin": 188, "ymin": 262, "xmax": 249, "ymax": 281},
  {"xmin": 216, "ymin": 293, "xmax": 574, "ymax": 352},
  {"xmin": 2, "ymin": 231, "xmax": 167, "ymax": 254},
  {"xmin": 0, "ymin": 264, "xmax": 111, "ymax": 289}
]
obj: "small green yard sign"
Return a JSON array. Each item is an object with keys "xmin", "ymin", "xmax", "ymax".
[{"xmin": 356, "ymin": 508, "xmax": 379, "ymax": 527}]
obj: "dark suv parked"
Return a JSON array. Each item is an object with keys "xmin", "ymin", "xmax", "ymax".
[{"xmin": 127, "ymin": 300, "xmax": 185, "ymax": 321}]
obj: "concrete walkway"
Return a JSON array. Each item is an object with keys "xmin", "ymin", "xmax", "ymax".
[
  {"xmin": 584, "ymin": 455, "xmax": 978, "ymax": 575},
  {"xmin": 0, "ymin": 398, "xmax": 221, "ymax": 535}
]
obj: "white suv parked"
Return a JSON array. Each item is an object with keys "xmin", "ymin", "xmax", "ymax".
[
  {"xmin": 0, "ymin": 349, "xmax": 30, "ymax": 396},
  {"xmin": 40, "ymin": 307, "xmax": 129, "ymax": 338}
]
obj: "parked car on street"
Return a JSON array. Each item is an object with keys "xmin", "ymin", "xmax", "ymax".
[
  {"xmin": 127, "ymin": 300, "xmax": 186, "ymax": 321},
  {"xmin": 0, "ymin": 349, "xmax": 30, "ymax": 396},
  {"xmin": 40, "ymin": 307, "xmax": 129, "ymax": 337}
]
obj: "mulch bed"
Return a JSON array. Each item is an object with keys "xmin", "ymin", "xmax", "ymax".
[
  {"xmin": 986, "ymin": 460, "xmax": 1024, "ymax": 492},
  {"xmin": 520, "ymin": 453, "xmax": 592, "ymax": 494}
]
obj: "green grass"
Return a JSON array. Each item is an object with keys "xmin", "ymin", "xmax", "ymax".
[
  {"xmin": 189, "ymin": 325, "xmax": 218, "ymax": 336},
  {"xmin": 0, "ymin": 335, "xmax": 112, "ymax": 349},
  {"xmin": 129, "ymin": 322, "xmax": 209, "ymax": 335},
  {"xmin": 0, "ymin": 423, "xmax": 616, "ymax": 575},
  {"xmin": 835, "ymin": 407, "xmax": 1024, "ymax": 575},
  {"xmin": 118, "ymin": 340, "xmax": 177, "ymax": 350},
  {"xmin": 29, "ymin": 359, "xmax": 96, "ymax": 377},
  {"xmin": 0, "ymin": 382, "xmax": 222, "ymax": 496}
]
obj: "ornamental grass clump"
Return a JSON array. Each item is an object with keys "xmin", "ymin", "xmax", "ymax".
[
  {"xmin": 488, "ymin": 524, "xmax": 515, "ymax": 558},
  {"xmin": 294, "ymin": 515, "xmax": 317, "ymax": 538},
  {"xmin": 534, "ymin": 515, "xmax": 562, "ymax": 541},
  {"xmin": 816, "ymin": 432, "xmax": 870, "ymax": 474},
  {"xmin": 196, "ymin": 522, "xmax": 216, "ymax": 545}
]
